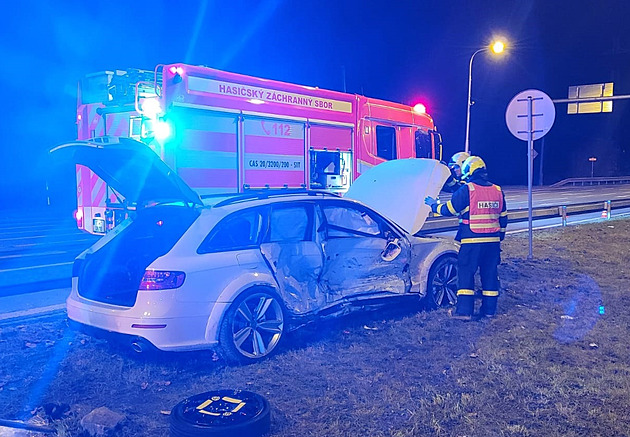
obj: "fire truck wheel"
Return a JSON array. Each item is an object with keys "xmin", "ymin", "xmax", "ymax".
[
  {"xmin": 169, "ymin": 389, "xmax": 271, "ymax": 437},
  {"xmin": 424, "ymin": 255, "xmax": 458, "ymax": 310}
]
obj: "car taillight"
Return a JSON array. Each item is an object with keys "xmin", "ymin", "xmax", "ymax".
[
  {"xmin": 74, "ymin": 208, "xmax": 84, "ymax": 228},
  {"xmin": 140, "ymin": 270, "xmax": 185, "ymax": 290}
]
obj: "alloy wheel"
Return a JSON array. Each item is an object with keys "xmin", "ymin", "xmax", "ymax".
[
  {"xmin": 430, "ymin": 259, "xmax": 458, "ymax": 307},
  {"xmin": 231, "ymin": 293, "xmax": 284, "ymax": 359}
]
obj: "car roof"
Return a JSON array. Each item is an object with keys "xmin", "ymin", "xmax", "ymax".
[
  {"xmin": 200, "ymin": 189, "xmax": 341, "ymax": 208},
  {"xmin": 199, "ymin": 189, "xmax": 408, "ymax": 235}
]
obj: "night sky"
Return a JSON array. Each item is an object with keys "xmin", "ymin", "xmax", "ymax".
[{"xmin": 2, "ymin": 0, "xmax": 629, "ymax": 212}]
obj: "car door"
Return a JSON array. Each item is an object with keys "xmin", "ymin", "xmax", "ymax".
[
  {"xmin": 259, "ymin": 203, "xmax": 327, "ymax": 314},
  {"xmin": 317, "ymin": 200, "xmax": 411, "ymax": 301}
]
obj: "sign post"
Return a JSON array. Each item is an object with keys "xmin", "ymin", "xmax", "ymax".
[
  {"xmin": 506, "ymin": 89, "xmax": 555, "ymax": 260},
  {"xmin": 589, "ymin": 157, "xmax": 597, "ymax": 178}
]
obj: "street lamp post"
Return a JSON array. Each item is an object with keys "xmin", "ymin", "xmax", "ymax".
[
  {"xmin": 464, "ymin": 40, "xmax": 506, "ymax": 154},
  {"xmin": 589, "ymin": 156, "xmax": 597, "ymax": 178}
]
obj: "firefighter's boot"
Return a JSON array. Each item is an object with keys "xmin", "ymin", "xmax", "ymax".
[
  {"xmin": 452, "ymin": 293, "xmax": 474, "ymax": 320},
  {"xmin": 480, "ymin": 293, "xmax": 498, "ymax": 317}
]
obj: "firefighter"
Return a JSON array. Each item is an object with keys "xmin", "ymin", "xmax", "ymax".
[
  {"xmin": 425, "ymin": 155, "xmax": 507, "ymax": 319},
  {"xmin": 442, "ymin": 151, "xmax": 470, "ymax": 193}
]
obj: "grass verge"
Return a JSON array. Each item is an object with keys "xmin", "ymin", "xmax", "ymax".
[{"xmin": 1, "ymin": 218, "xmax": 629, "ymax": 436}]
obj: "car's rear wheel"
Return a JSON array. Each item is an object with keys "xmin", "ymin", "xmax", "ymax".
[
  {"xmin": 425, "ymin": 255, "xmax": 458, "ymax": 309},
  {"xmin": 219, "ymin": 289, "xmax": 285, "ymax": 364}
]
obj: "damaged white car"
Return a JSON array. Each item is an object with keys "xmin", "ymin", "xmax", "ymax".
[{"xmin": 53, "ymin": 139, "xmax": 459, "ymax": 363}]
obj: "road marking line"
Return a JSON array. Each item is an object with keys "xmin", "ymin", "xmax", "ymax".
[
  {"xmin": 0, "ymin": 304, "xmax": 66, "ymax": 321},
  {"xmin": 0, "ymin": 262, "xmax": 73, "ymax": 273},
  {"xmin": 0, "ymin": 251, "xmax": 68, "ymax": 260}
]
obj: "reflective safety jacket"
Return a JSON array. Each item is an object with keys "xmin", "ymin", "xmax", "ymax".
[
  {"xmin": 463, "ymin": 184, "xmax": 504, "ymax": 233},
  {"xmin": 432, "ymin": 180, "xmax": 507, "ymax": 244}
]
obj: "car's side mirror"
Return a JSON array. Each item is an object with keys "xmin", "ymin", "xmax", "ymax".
[{"xmin": 381, "ymin": 239, "xmax": 401, "ymax": 262}]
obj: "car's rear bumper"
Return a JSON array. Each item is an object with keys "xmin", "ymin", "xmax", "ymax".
[{"xmin": 66, "ymin": 294, "xmax": 224, "ymax": 351}]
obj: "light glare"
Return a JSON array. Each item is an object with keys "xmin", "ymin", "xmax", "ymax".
[
  {"xmin": 154, "ymin": 120, "xmax": 172, "ymax": 141},
  {"xmin": 141, "ymin": 98, "xmax": 162, "ymax": 117},
  {"xmin": 491, "ymin": 40, "xmax": 505, "ymax": 54}
]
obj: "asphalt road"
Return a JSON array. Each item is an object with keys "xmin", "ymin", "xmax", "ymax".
[{"xmin": 0, "ymin": 213, "xmax": 99, "ymax": 292}]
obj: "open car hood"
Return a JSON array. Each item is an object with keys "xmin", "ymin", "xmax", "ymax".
[
  {"xmin": 344, "ymin": 158, "xmax": 450, "ymax": 234},
  {"xmin": 50, "ymin": 137, "xmax": 203, "ymax": 207}
]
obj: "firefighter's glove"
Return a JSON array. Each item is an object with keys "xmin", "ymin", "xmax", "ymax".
[{"xmin": 424, "ymin": 196, "xmax": 437, "ymax": 210}]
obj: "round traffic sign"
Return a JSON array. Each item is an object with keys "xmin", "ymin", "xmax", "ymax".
[{"xmin": 505, "ymin": 89, "xmax": 555, "ymax": 141}]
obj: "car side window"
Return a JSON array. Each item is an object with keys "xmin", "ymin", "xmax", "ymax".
[
  {"xmin": 197, "ymin": 208, "xmax": 263, "ymax": 254},
  {"xmin": 321, "ymin": 204, "xmax": 382, "ymax": 238},
  {"xmin": 264, "ymin": 204, "xmax": 312, "ymax": 243}
]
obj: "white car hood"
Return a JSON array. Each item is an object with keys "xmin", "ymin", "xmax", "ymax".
[{"xmin": 344, "ymin": 158, "xmax": 450, "ymax": 234}]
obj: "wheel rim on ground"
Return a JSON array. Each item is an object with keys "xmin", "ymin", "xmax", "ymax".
[
  {"xmin": 231, "ymin": 293, "xmax": 284, "ymax": 359},
  {"xmin": 170, "ymin": 389, "xmax": 271, "ymax": 437}
]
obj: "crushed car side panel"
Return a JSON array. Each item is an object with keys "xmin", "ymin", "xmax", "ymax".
[{"xmin": 407, "ymin": 236, "xmax": 459, "ymax": 296}]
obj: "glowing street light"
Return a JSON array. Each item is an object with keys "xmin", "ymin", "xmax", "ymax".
[
  {"xmin": 464, "ymin": 39, "xmax": 507, "ymax": 153},
  {"xmin": 491, "ymin": 40, "xmax": 505, "ymax": 54}
]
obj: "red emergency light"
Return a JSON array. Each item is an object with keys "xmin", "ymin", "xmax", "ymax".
[
  {"xmin": 74, "ymin": 209, "xmax": 84, "ymax": 228},
  {"xmin": 169, "ymin": 66, "xmax": 184, "ymax": 84},
  {"xmin": 168, "ymin": 66, "xmax": 185, "ymax": 75},
  {"xmin": 413, "ymin": 103, "xmax": 427, "ymax": 114}
]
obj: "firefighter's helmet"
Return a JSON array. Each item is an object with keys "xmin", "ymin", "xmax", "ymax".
[
  {"xmin": 461, "ymin": 156, "xmax": 486, "ymax": 181},
  {"xmin": 448, "ymin": 152, "xmax": 470, "ymax": 178},
  {"xmin": 449, "ymin": 152, "xmax": 470, "ymax": 170}
]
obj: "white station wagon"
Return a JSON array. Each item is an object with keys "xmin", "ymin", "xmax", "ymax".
[{"xmin": 53, "ymin": 139, "xmax": 459, "ymax": 363}]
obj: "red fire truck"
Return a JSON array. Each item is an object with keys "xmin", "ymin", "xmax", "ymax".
[{"xmin": 71, "ymin": 63, "xmax": 442, "ymax": 234}]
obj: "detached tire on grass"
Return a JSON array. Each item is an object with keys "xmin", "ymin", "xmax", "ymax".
[
  {"xmin": 424, "ymin": 255, "xmax": 458, "ymax": 310},
  {"xmin": 170, "ymin": 389, "xmax": 271, "ymax": 437}
]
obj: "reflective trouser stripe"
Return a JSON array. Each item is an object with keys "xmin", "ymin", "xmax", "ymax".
[
  {"xmin": 482, "ymin": 290, "xmax": 499, "ymax": 297},
  {"xmin": 461, "ymin": 237, "xmax": 501, "ymax": 244},
  {"xmin": 457, "ymin": 289, "xmax": 475, "ymax": 296}
]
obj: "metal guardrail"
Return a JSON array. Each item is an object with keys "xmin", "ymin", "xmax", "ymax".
[
  {"xmin": 419, "ymin": 197, "xmax": 630, "ymax": 234},
  {"xmin": 550, "ymin": 176, "xmax": 630, "ymax": 188}
]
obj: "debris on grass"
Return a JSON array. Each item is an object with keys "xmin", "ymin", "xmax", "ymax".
[{"xmin": 80, "ymin": 407, "xmax": 125, "ymax": 437}]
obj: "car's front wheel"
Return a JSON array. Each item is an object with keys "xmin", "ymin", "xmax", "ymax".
[
  {"xmin": 425, "ymin": 255, "xmax": 458, "ymax": 310},
  {"xmin": 219, "ymin": 289, "xmax": 285, "ymax": 364}
]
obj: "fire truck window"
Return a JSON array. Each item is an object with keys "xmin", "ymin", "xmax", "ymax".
[
  {"xmin": 376, "ymin": 126, "xmax": 397, "ymax": 160},
  {"xmin": 415, "ymin": 130, "xmax": 432, "ymax": 159},
  {"xmin": 310, "ymin": 151, "xmax": 340, "ymax": 188}
]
